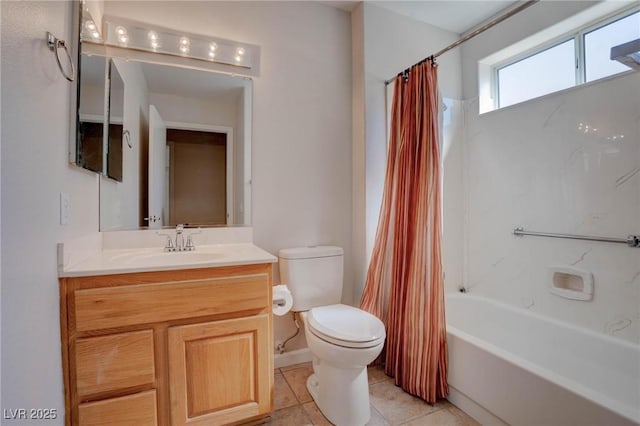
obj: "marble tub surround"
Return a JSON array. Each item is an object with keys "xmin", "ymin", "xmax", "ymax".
[
  {"xmin": 464, "ymin": 71, "xmax": 640, "ymax": 344},
  {"xmin": 58, "ymin": 226, "xmax": 276, "ymax": 277},
  {"xmin": 265, "ymin": 362, "xmax": 479, "ymax": 426}
]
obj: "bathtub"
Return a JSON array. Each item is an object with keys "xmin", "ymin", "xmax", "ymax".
[{"xmin": 445, "ymin": 293, "xmax": 640, "ymax": 426}]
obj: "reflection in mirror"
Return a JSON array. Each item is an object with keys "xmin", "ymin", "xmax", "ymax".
[
  {"xmin": 107, "ymin": 60, "xmax": 124, "ymax": 181},
  {"xmin": 77, "ymin": 54, "xmax": 106, "ymax": 173},
  {"xmin": 96, "ymin": 59, "xmax": 252, "ymax": 231}
]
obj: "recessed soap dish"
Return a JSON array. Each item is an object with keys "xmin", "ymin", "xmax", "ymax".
[{"xmin": 548, "ymin": 266, "xmax": 593, "ymax": 301}]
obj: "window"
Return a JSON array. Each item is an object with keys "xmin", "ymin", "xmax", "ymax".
[
  {"xmin": 584, "ymin": 11, "xmax": 640, "ymax": 82},
  {"xmin": 494, "ymin": 6, "xmax": 639, "ymax": 109},
  {"xmin": 498, "ymin": 39, "xmax": 576, "ymax": 109}
]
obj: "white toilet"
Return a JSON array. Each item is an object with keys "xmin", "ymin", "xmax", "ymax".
[{"xmin": 279, "ymin": 246, "xmax": 386, "ymax": 426}]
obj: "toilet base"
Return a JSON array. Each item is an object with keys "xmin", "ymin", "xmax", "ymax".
[{"xmin": 306, "ymin": 361, "xmax": 371, "ymax": 426}]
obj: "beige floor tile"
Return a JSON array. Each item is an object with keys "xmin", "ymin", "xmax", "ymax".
[
  {"xmin": 302, "ymin": 402, "xmax": 332, "ymax": 426},
  {"xmin": 368, "ymin": 365, "xmax": 391, "ymax": 385},
  {"xmin": 367, "ymin": 405, "xmax": 391, "ymax": 426},
  {"xmin": 273, "ymin": 373, "xmax": 298, "ymax": 410},
  {"xmin": 369, "ymin": 381, "xmax": 442, "ymax": 425},
  {"xmin": 266, "ymin": 405, "xmax": 313, "ymax": 426},
  {"xmin": 282, "ymin": 365, "xmax": 314, "ymax": 403},
  {"xmin": 447, "ymin": 406, "xmax": 480, "ymax": 426},
  {"xmin": 399, "ymin": 407, "xmax": 473, "ymax": 426},
  {"xmin": 280, "ymin": 361, "xmax": 312, "ymax": 372},
  {"xmin": 301, "ymin": 401, "xmax": 391, "ymax": 426}
]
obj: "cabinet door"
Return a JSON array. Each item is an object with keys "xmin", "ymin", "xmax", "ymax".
[{"xmin": 168, "ymin": 314, "xmax": 272, "ymax": 425}]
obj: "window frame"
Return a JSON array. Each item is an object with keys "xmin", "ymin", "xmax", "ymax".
[{"xmin": 492, "ymin": 4, "xmax": 640, "ymax": 109}]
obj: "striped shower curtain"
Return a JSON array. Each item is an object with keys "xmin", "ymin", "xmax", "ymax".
[{"xmin": 360, "ymin": 61, "xmax": 448, "ymax": 403}]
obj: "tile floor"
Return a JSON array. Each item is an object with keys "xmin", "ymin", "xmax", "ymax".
[{"xmin": 261, "ymin": 362, "xmax": 480, "ymax": 426}]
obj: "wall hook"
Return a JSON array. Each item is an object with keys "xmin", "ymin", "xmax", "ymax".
[
  {"xmin": 47, "ymin": 32, "xmax": 75, "ymax": 82},
  {"xmin": 123, "ymin": 130, "xmax": 132, "ymax": 149}
]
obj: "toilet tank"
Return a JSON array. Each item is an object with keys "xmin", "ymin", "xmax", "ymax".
[{"xmin": 278, "ymin": 246, "xmax": 343, "ymax": 312}]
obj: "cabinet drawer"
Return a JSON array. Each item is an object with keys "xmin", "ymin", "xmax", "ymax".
[
  {"xmin": 74, "ymin": 330, "xmax": 155, "ymax": 398},
  {"xmin": 78, "ymin": 390, "xmax": 157, "ymax": 426},
  {"xmin": 73, "ymin": 273, "xmax": 269, "ymax": 332}
]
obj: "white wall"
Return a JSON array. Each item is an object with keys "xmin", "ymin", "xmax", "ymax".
[
  {"xmin": 100, "ymin": 59, "xmax": 149, "ymax": 230},
  {"xmin": 104, "ymin": 1, "xmax": 352, "ymax": 351},
  {"xmin": 79, "ymin": 83, "xmax": 105, "ymax": 117},
  {"xmin": 0, "ymin": 0, "xmax": 3, "ymax": 407},
  {"xmin": 352, "ymin": 3, "xmax": 464, "ymax": 301},
  {"xmin": 149, "ymin": 92, "xmax": 238, "ymax": 128},
  {"xmin": 1, "ymin": 0, "xmax": 99, "ymax": 419},
  {"xmin": 460, "ymin": 2, "xmax": 640, "ymax": 343}
]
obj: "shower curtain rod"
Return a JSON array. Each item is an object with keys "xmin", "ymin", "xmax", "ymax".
[{"xmin": 384, "ymin": 0, "xmax": 539, "ymax": 85}]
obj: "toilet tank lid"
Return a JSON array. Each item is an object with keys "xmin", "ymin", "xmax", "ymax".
[{"xmin": 278, "ymin": 246, "xmax": 343, "ymax": 259}]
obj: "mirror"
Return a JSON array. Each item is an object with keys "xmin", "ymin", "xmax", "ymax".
[
  {"xmin": 107, "ymin": 60, "xmax": 124, "ymax": 181},
  {"xmin": 77, "ymin": 56, "xmax": 124, "ymax": 180},
  {"xmin": 79, "ymin": 55, "xmax": 253, "ymax": 231},
  {"xmin": 77, "ymin": 54, "xmax": 106, "ymax": 173}
]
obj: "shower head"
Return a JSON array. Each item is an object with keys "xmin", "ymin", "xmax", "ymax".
[{"xmin": 610, "ymin": 39, "xmax": 640, "ymax": 70}]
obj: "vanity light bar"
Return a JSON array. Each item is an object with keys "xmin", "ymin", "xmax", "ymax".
[
  {"xmin": 102, "ymin": 20, "xmax": 255, "ymax": 69},
  {"xmin": 80, "ymin": 7, "xmax": 103, "ymax": 42}
]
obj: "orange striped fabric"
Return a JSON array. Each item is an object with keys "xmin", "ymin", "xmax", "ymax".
[{"xmin": 361, "ymin": 61, "xmax": 448, "ymax": 403}]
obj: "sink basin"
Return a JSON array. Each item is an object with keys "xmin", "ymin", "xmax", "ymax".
[{"xmin": 108, "ymin": 250, "xmax": 221, "ymax": 267}]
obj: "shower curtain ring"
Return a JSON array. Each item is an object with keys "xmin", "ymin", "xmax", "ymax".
[{"xmin": 47, "ymin": 32, "xmax": 75, "ymax": 82}]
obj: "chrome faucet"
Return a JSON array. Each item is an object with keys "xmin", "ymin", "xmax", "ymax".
[
  {"xmin": 157, "ymin": 224, "xmax": 201, "ymax": 252},
  {"xmin": 175, "ymin": 224, "xmax": 185, "ymax": 251}
]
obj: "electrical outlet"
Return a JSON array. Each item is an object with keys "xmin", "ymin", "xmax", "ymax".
[{"xmin": 60, "ymin": 192, "xmax": 70, "ymax": 225}]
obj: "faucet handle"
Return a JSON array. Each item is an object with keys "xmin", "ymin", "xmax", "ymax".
[
  {"xmin": 156, "ymin": 231, "xmax": 176, "ymax": 252},
  {"xmin": 184, "ymin": 228, "xmax": 202, "ymax": 251}
]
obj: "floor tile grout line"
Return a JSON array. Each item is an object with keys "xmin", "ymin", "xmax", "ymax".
[{"xmin": 281, "ymin": 372, "xmax": 308, "ymax": 405}]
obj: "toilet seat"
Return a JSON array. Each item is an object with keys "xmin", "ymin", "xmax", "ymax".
[{"xmin": 307, "ymin": 304, "xmax": 385, "ymax": 349}]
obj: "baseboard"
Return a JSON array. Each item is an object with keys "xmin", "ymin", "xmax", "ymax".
[
  {"xmin": 274, "ymin": 348, "xmax": 313, "ymax": 369},
  {"xmin": 447, "ymin": 386, "xmax": 508, "ymax": 426}
]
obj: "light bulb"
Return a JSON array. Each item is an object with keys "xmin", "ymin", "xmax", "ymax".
[
  {"xmin": 116, "ymin": 26, "xmax": 126, "ymax": 36},
  {"xmin": 85, "ymin": 21, "xmax": 96, "ymax": 31},
  {"xmin": 118, "ymin": 34, "xmax": 128, "ymax": 43},
  {"xmin": 148, "ymin": 31, "xmax": 158, "ymax": 41},
  {"xmin": 208, "ymin": 51, "xmax": 216, "ymax": 59},
  {"xmin": 91, "ymin": 31, "xmax": 100, "ymax": 39},
  {"xmin": 179, "ymin": 37, "xmax": 190, "ymax": 46},
  {"xmin": 180, "ymin": 45, "xmax": 189, "ymax": 54},
  {"xmin": 151, "ymin": 40, "xmax": 159, "ymax": 49},
  {"xmin": 235, "ymin": 55, "xmax": 242, "ymax": 62},
  {"xmin": 236, "ymin": 47, "xmax": 245, "ymax": 55},
  {"xmin": 209, "ymin": 42, "xmax": 218, "ymax": 51}
]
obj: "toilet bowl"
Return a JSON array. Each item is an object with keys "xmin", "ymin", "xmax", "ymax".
[
  {"xmin": 300, "ymin": 305, "xmax": 385, "ymax": 426},
  {"xmin": 278, "ymin": 245, "xmax": 385, "ymax": 426}
]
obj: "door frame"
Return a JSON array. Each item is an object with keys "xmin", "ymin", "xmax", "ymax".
[{"xmin": 164, "ymin": 121, "xmax": 234, "ymax": 225}]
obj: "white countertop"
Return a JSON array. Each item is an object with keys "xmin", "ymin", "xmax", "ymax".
[{"xmin": 59, "ymin": 243, "xmax": 277, "ymax": 278}]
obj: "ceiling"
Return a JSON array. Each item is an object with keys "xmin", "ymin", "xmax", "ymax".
[{"xmin": 323, "ymin": 1, "xmax": 518, "ymax": 34}]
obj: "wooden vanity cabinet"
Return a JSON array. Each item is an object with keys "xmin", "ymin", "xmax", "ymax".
[{"xmin": 60, "ymin": 263, "xmax": 274, "ymax": 426}]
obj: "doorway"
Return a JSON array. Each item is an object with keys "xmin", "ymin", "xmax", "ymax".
[{"xmin": 167, "ymin": 128, "xmax": 229, "ymax": 226}]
